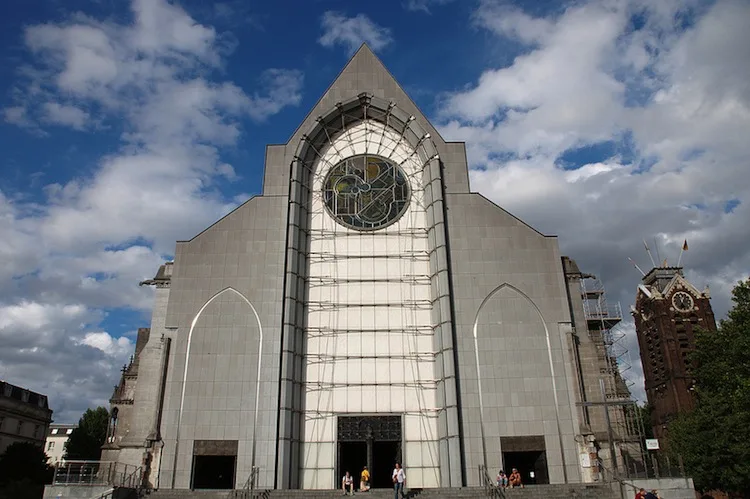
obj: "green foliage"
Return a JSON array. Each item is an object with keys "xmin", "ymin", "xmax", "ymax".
[
  {"xmin": 64, "ymin": 406, "xmax": 110, "ymax": 461},
  {"xmin": 0, "ymin": 441, "xmax": 53, "ymax": 499},
  {"xmin": 668, "ymin": 278, "xmax": 750, "ymax": 495}
]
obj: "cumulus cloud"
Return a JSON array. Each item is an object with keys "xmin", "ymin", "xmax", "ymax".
[
  {"xmin": 319, "ymin": 12, "xmax": 393, "ymax": 55},
  {"xmin": 78, "ymin": 332, "xmax": 133, "ymax": 358},
  {"xmin": 439, "ymin": 0, "xmax": 750, "ymax": 402},
  {"xmin": 42, "ymin": 102, "xmax": 90, "ymax": 129},
  {"xmin": 1, "ymin": 0, "xmax": 303, "ymax": 422}
]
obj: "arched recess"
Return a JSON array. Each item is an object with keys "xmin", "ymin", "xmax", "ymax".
[
  {"xmin": 172, "ymin": 287, "xmax": 264, "ymax": 489},
  {"xmin": 277, "ymin": 94, "xmax": 463, "ymax": 488},
  {"xmin": 471, "ymin": 282, "xmax": 568, "ymax": 484}
]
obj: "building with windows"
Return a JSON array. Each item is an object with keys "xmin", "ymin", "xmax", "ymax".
[
  {"xmin": 632, "ymin": 266, "xmax": 717, "ymax": 439},
  {"xmin": 102, "ymin": 45, "xmax": 640, "ymax": 491},
  {"xmin": 0, "ymin": 380, "xmax": 53, "ymax": 455},
  {"xmin": 45, "ymin": 423, "xmax": 77, "ymax": 464}
]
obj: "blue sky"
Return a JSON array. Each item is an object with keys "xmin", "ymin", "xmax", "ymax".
[{"xmin": 1, "ymin": 0, "xmax": 748, "ymax": 423}]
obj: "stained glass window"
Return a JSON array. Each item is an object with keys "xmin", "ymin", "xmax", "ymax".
[{"xmin": 323, "ymin": 155, "xmax": 410, "ymax": 230}]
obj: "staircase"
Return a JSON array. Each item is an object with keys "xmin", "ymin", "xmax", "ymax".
[{"xmin": 147, "ymin": 483, "xmax": 619, "ymax": 499}]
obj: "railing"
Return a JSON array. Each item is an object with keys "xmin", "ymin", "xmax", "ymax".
[
  {"xmin": 621, "ymin": 453, "xmax": 686, "ymax": 480},
  {"xmin": 599, "ymin": 454, "xmax": 689, "ymax": 499},
  {"xmin": 52, "ymin": 460, "xmax": 142, "ymax": 489},
  {"xmin": 478, "ymin": 465, "xmax": 505, "ymax": 498},
  {"xmin": 97, "ymin": 489, "xmax": 115, "ymax": 499},
  {"xmin": 231, "ymin": 466, "xmax": 260, "ymax": 499}
]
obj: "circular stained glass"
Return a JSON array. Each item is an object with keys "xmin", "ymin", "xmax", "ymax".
[{"xmin": 323, "ymin": 155, "xmax": 410, "ymax": 231}]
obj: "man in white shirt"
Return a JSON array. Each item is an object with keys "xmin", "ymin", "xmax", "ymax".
[
  {"xmin": 342, "ymin": 471, "xmax": 354, "ymax": 496},
  {"xmin": 392, "ymin": 463, "xmax": 406, "ymax": 499}
]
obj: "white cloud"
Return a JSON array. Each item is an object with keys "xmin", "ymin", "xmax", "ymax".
[
  {"xmin": 42, "ymin": 102, "xmax": 89, "ymax": 129},
  {"xmin": 439, "ymin": 0, "xmax": 750, "ymax": 403},
  {"xmin": 78, "ymin": 332, "xmax": 133, "ymax": 357},
  {"xmin": 318, "ymin": 12, "xmax": 393, "ymax": 55},
  {"xmin": 1, "ymin": 0, "xmax": 303, "ymax": 422}
]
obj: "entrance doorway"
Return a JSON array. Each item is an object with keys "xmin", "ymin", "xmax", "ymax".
[
  {"xmin": 337, "ymin": 415, "xmax": 402, "ymax": 489},
  {"xmin": 191, "ymin": 439, "xmax": 238, "ymax": 490},
  {"xmin": 503, "ymin": 451, "xmax": 549, "ymax": 485},
  {"xmin": 338, "ymin": 441, "xmax": 367, "ymax": 489},
  {"xmin": 501, "ymin": 435, "xmax": 549, "ymax": 485},
  {"xmin": 372, "ymin": 440, "xmax": 400, "ymax": 488},
  {"xmin": 191, "ymin": 455, "xmax": 236, "ymax": 489}
]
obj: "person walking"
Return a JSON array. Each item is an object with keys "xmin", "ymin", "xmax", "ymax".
[{"xmin": 392, "ymin": 463, "xmax": 406, "ymax": 499}]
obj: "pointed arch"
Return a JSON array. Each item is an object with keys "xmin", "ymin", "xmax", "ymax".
[
  {"xmin": 471, "ymin": 282, "xmax": 568, "ymax": 483},
  {"xmin": 172, "ymin": 287, "xmax": 264, "ymax": 489}
]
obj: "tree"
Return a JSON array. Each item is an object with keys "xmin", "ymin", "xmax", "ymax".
[
  {"xmin": 0, "ymin": 441, "xmax": 53, "ymax": 499},
  {"xmin": 668, "ymin": 278, "xmax": 750, "ymax": 496},
  {"xmin": 64, "ymin": 406, "xmax": 110, "ymax": 461}
]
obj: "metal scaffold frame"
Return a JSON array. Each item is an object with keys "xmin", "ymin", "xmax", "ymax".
[
  {"xmin": 294, "ymin": 110, "xmax": 444, "ymax": 484},
  {"xmin": 580, "ymin": 277, "xmax": 646, "ymax": 477}
]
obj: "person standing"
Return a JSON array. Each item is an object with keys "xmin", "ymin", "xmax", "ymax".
[
  {"xmin": 392, "ymin": 463, "xmax": 406, "ymax": 499},
  {"xmin": 635, "ymin": 488, "xmax": 647, "ymax": 499}
]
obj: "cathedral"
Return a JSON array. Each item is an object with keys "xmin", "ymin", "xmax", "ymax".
[{"xmin": 102, "ymin": 45, "xmax": 640, "ymax": 491}]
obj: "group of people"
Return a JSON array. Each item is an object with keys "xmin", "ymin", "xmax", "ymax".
[
  {"xmin": 636, "ymin": 488, "xmax": 661, "ymax": 499},
  {"xmin": 496, "ymin": 468, "xmax": 523, "ymax": 488},
  {"xmin": 341, "ymin": 463, "xmax": 406, "ymax": 498}
]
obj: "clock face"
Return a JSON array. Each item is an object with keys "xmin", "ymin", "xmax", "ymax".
[
  {"xmin": 672, "ymin": 291, "xmax": 694, "ymax": 312},
  {"xmin": 323, "ymin": 155, "xmax": 410, "ymax": 231}
]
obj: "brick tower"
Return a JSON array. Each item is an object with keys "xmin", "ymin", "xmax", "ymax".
[{"xmin": 632, "ymin": 266, "xmax": 717, "ymax": 439}]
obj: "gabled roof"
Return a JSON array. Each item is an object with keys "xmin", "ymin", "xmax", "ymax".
[
  {"xmin": 662, "ymin": 273, "xmax": 704, "ymax": 298},
  {"xmin": 286, "ymin": 43, "xmax": 447, "ymax": 147}
]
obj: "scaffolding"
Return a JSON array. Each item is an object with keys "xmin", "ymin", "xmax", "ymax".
[
  {"xmin": 294, "ymin": 112, "xmax": 444, "ymax": 485},
  {"xmin": 580, "ymin": 278, "xmax": 646, "ymax": 477}
]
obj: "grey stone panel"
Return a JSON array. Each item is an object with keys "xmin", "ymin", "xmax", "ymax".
[
  {"xmin": 263, "ymin": 145, "xmax": 289, "ymax": 196},
  {"xmin": 423, "ymin": 156, "xmax": 463, "ymax": 487},
  {"xmin": 445, "ymin": 193, "xmax": 582, "ymax": 484},
  {"xmin": 122, "ymin": 288, "xmax": 170, "ymax": 448},
  {"xmin": 159, "ymin": 195, "xmax": 287, "ymax": 489}
]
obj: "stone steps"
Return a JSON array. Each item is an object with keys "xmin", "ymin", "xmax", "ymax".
[{"xmin": 147, "ymin": 484, "xmax": 618, "ymax": 499}]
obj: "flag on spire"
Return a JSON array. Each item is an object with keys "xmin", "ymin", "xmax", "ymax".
[{"xmin": 682, "ymin": 240, "xmax": 689, "ymax": 251}]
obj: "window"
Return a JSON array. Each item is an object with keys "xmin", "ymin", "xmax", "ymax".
[
  {"xmin": 21, "ymin": 390, "xmax": 30, "ymax": 402},
  {"xmin": 48, "ymin": 441, "xmax": 55, "ymax": 450},
  {"xmin": 34, "ymin": 425, "xmax": 41, "ymax": 438},
  {"xmin": 0, "ymin": 416, "xmax": 4, "ymax": 430},
  {"xmin": 66, "ymin": 428, "xmax": 73, "ymax": 435},
  {"xmin": 17, "ymin": 421, "xmax": 23, "ymax": 434},
  {"xmin": 323, "ymin": 155, "xmax": 410, "ymax": 231},
  {"xmin": 38, "ymin": 396, "xmax": 46, "ymax": 408},
  {"xmin": 51, "ymin": 428, "xmax": 59, "ymax": 435},
  {"xmin": 2, "ymin": 384, "xmax": 11, "ymax": 397}
]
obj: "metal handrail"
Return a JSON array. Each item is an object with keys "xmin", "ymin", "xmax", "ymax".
[
  {"xmin": 97, "ymin": 489, "xmax": 115, "ymax": 499},
  {"xmin": 231, "ymin": 466, "xmax": 259, "ymax": 499},
  {"xmin": 122, "ymin": 465, "xmax": 143, "ymax": 489},
  {"xmin": 478, "ymin": 465, "xmax": 505, "ymax": 498},
  {"xmin": 51, "ymin": 460, "xmax": 142, "ymax": 488}
]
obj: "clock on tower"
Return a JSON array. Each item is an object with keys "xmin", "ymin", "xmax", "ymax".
[{"xmin": 632, "ymin": 266, "xmax": 716, "ymax": 439}]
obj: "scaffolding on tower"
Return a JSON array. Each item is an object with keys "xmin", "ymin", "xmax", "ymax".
[{"xmin": 580, "ymin": 277, "xmax": 647, "ymax": 477}]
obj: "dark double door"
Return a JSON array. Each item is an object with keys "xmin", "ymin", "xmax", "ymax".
[{"xmin": 337, "ymin": 415, "xmax": 401, "ymax": 489}]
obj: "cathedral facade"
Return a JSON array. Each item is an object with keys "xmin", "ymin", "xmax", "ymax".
[{"xmin": 102, "ymin": 45, "xmax": 636, "ymax": 490}]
